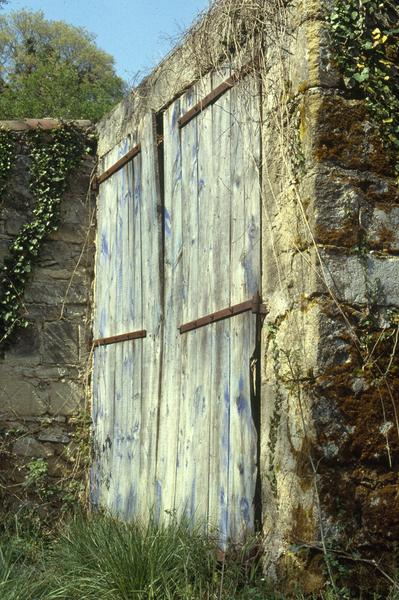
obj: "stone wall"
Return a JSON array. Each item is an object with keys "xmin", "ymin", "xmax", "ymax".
[
  {"xmin": 259, "ymin": 1, "xmax": 399, "ymax": 593},
  {"xmin": 0, "ymin": 120, "xmax": 95, "ymax": 513}
]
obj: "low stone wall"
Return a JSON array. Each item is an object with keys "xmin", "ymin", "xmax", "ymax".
[{"xmin": 0, "ymin": 121, "xmax": 95, "ymax": 513}]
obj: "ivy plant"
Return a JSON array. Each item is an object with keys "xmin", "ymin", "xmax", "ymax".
[
  {"xmin": 328, "ymin": 0, "xmax": 399, "ymax": 179},
  {"xmin": 0, "ymin": 129, "xmax": 15, "ymax": 195},
  {"xmin": 0, "ymin": 123, "xmax": 86, "ymax": 348}
]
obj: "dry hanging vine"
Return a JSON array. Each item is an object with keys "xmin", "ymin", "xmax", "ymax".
[{"xmin": 0, "ymin": 123, "xmax": 86, "ymax": 349}]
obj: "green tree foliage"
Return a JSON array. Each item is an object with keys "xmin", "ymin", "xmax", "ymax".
[{"xmin": 0, "ymin": 10, "xmax": 126, "ymax": 121}]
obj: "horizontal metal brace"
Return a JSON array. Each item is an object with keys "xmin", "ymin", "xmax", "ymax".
[
  {"xmin": 179, "ymin": 293, "xmax": 267, "ymax": 334},
  {"xmin": 93, "ymin": 329, "xmax": 147, "ymax": 348},
  {"xmin": 92, "ymin": 144, "xmax": 141, "ymax": 190},
  {"xmin": 178, "ymin": 63, "xmax": 253, "ymax": 129}
]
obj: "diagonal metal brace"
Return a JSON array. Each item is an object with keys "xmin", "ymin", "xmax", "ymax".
[
  {"xmin": 179, "ymin": 293, "xmax": 267, "ymax": 334},
  {"xmin": 93, "ymin": 329, "xmax": 147, "ymax": 348}
]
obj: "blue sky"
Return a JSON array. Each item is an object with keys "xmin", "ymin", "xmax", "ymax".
[{"xmin": 5, "ymin": 0, "xmax": 210, "ymax": 84}]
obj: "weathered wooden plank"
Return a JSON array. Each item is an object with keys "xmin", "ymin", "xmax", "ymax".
[
  {"xmin": 93, "ymin": 143, "xmax": 141, "ymax": 188},
  {"xmin": 106, "ymin": 141, "xmax": 125, "ymax": 338},
  {"xmin": 92, "ymin": 135, "xmax": 147, "ymax": 519},
  {"xmin": 138, "ymin": 112, "xmax": 162, "ymax": 521},
  {"xmin": 190, "ymin": 72, "xmax": 213, "ymax": 527},
  {"xmin": 93, "ymin": 143, "xmax": 121, "ymax": 510},
  {"xmin": 174, "ymin": 81, "xmax": 200, "ymax": 521},
  {"xmin": 229, "ymin": 75, "xmax": 248, "ymax": 539},
  {"xmin": 94, "ymin": 151, "xmax": 114, "ymax": 339},
  {"xmin": 229, "ymin": 76, "xmax": 260, "ymax": 539},
  {"xmin": 109, "ymin": 339, "xmax": 124, "ymax": 515},
  {"xmin": 121, "ymin": 339, "xmax": 142, "ymax": 519},
  {"xmin": 91, "ymin": 344, "xmax": 106, "ymax": 506},
  {"xmin": 155, "ymin": 95, "xmax": 185, "ymax": 521},
  {"xmin": 102, "ymin": 343, "xmax": 116, "ymax": 510},
  {"xmin": 114, "ymin": 146, "xmax": 139, "ymax": 519},
  {"xmin": 208, "ymin": 65, "xmax": 232, "ymax": 544}
]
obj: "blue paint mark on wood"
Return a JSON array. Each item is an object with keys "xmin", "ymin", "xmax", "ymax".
[
  {"xmin": 190, "ymin": 478, "xmax": 196, "ymax": 519},
  {"xmin": 221, "ymin": 387, "xmax": 231, "ymax": 453},
  {"xmin": 171, "ymin": 103, "xmax": 180, "ymax": 130},
  {"xmin": 134, "ymin": 182, "xmax": 141, "ymax": 214},
  {"xmin": 127, "ymin": 486, "xmax": 137, "ymax": 514},
  {"xmin": 99, "ymin": 308, "xmax": 107, "ymax": 337},
  {"xmin": 240, "ymin": 497, "xmax": 250, "ymax": 525},
  {"xmin": 243, "ymin": 253, "xmax": 257, "ymax": 295},
  {"xmin": 164, "ymin": 208, "xmax": 172, "ymax": 237},
  {"xmin": 155, "ymin": 480, "xmax": 162, "ymax": 521},
  {"xmin": 248, "ymin": 215, "xmax": 258, "ymax": 243},
  {"xmin": 194, "ymin": 385, "xmax": 204, "ymax": 416},
  {"xmin": 236, "ymin": 374, "xmax": 247, "ymax": 414},
  {"xmin": 101, "ymin": 233, "xmax": 109, "ymax": 256}
]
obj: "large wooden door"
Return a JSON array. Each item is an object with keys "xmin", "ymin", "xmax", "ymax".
[
  {"xmin": 156, "ymin": 68, "xmax": 262, "ymax": 540},
  {"xmin": 92, "ymin": 69, "xmax": 262, "ymax": 541},
  {"xmin": 91, "ymin": 114, "xmax": 162, "ymax": 520}
]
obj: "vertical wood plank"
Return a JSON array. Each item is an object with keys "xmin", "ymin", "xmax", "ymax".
[
  {"xmin": 155, "ymin": 97, "xmax": 184, "ymax": 521},
  {"xmin": 92, "ymin": 136, "xmax": 146, "ymax": 519},
  {"xmin": 138, "ymin": 113, "xmax": 162, "ymax": 520},
  {"xmin": 174, "ymin": 82, "xmax": 201, "ymax": 521},
  {"xmin": 229, "ymin": 76, "xmax": 260, "ymax": 539},
  {"xmin": 207, "ymin": 65, "xmax": 232, "ymax": 544},
  {"xmin": 185, "ymin": 74, "xmax": 215, "ymax": 525}
]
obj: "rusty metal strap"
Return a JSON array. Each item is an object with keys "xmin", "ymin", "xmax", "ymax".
[
  {"xmin": 178, "ymin": 63, "xmax": 253, "ymax": 129},
  {"xmin": 179, "ymin": 294, "xmax": 267, "ymax": 334},
  {"xmin": 93, "ymin": 329, "xmax": 147, "ymax": 348},
  {"xmin": 92, "ymin": 144, "xmax": 141, "ymax": 190}
]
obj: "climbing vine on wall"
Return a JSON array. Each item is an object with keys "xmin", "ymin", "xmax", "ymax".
[
  {"xmin": 329, "ymin": 0, "xmax": 399, "ymax": 178},
  {"xmin": 0, "ymin": 130, "xmax": 15, "ymax": 196},
  {"xmin": 0, "ymin": 123, "xmax": 86, "ymax": 348}
]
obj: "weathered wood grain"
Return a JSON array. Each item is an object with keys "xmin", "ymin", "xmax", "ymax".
[
  {"xmin": 155, "ymin": 95, "xmax": 185, "ymax": 521},
  {"xmin": 189, "ymin": 73, "xmax": 213, "ymax": 527},
  {"xmin": 229, "ymin": 76, "xmax": 260, "ymax": 538},
  {"xmin": 173, "ymin": 82, "xmax": 199, "ymax": 520},
  {"xmin": 207, "ymin": 65, "xmax": 232, "ymax": 544},
  {"xmin": 138, "ymin": 113, "xmax": 162, "ymax": 520}
]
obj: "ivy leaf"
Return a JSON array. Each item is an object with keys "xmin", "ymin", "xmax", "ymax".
[{"xmin": 353, "ymin": 67, "xmax": 370, "ymax": 82}]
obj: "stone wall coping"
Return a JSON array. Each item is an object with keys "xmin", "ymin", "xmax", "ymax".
[{"xmin": 0, "ymin": 119, "xmax": 92, "ymax": 132}]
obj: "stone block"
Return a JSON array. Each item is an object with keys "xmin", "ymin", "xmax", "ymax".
[
  {"xmin": 38, "ymin": 427, "xmax": 70, "ymax": 444},
  {"xmin": 0, "ymin": 238, "xmax": 10, "ymax": 262},
  {"xmin": 13, "ymin": 436, "xmax": 53, "ymax": 458},
  {"xmin": 300, "ymin": 92, "xmax": 393, "ymax": 176},
  {"xmin": 321, "ymin": 251, "xmax": 399, "ymax": 307},
  {"xmin": 4, "ymin": 323, "xmax": 41, "ymax": 366},
  {"xmin": 37, "ymin": 241, "xmax": 83, "ymax": 270},
  {"xmin": 47, "ymin": 379, "xmax": 83, "ymax": 416},
  {"xmin": 11, "ymin": 365, "xmax": 80, "ymax": 382},
  {"xmin": 0, "ymin": 375, "xmax": 47, "ymax": 416},
  {"xmin": 25, "ymin": 274, "xmax": 88, "ymax": 306},
  {"xmin": 4, "ymin": 211, "xmax": 28, "ymax": 235},
  {"xmin": 301, "ymin": 168, "xmax": 362, "ymax": 248},
  {"xmin": 367, "ymin": 206, "xmax": 399, "ymax": 252},
  {"xmin": 41, "ymin": 321, "xmax": 79, "ymax": 365}
]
